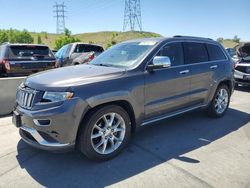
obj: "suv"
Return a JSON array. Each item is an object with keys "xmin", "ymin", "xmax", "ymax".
[
  {"xmin": 13, "ymin": 36, "xmax": 234, "ymax": 161},
  {"xmin": 234, "ymin": 43, "xmax": 250, "ymax": 86},
  {"xmin": 0, "ymin": 43, "xmax": 56, "ymax": 77},
  {"xmin": 55, "ymin": 42, "xmax": 104, "ymax": 67}
]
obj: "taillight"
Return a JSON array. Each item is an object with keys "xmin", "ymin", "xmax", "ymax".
[
  {"xmin": 2, "ymin": 59, "xmax": 10, "ymax": 70},
  {"xmin": 88, "ymin": 54, "xmax": 95, "ymax": 61}
]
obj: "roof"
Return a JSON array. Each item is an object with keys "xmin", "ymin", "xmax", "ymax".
[
  {"xmin": 4, "ymin": 43, "xmax": 49, "ymax": 47},
  {"xmin": 122, "ymin": 36, "xmax": 215, "ymax": 44},
  {"xmin": 69, "ymin": 42, "xmax": 103, "ymax": 47}
]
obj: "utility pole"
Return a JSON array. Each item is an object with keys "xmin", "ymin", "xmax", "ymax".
[
  {"xmin": 123, "ymin": 0, "xmax": 142, "ymax": 32},
  {"xmin": 53, "ymin": 2, "xmax": 66, "ymax": 34}
]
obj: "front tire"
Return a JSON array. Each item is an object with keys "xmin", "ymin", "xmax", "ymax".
[
  {"xmin": 78, "ymin": 105, "xmax": 131, "ymax": 161},
  {"xmin": 206, "ymin": 84, "xmax": 230, "ymax": 118}
]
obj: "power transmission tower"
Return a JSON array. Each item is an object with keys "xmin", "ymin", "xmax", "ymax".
[
  {"xmin": 123, "ymin": 0, "xmax": 142, "ymax": 32},
  {"xmin": 53, "ymin": 2, "xmax": 66, "ymax": 34}
]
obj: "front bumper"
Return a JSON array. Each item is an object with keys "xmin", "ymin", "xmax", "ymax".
[
  {"xmin": 14, "ymin": 98, "xmax": 89, "ymax": 152},
  {"xmin": 234, "ymin": 70, "xmax": 250, "ymax": 86},
  {"xmin": 19, "ymin": 126, "xmax": 74, "ymax": 152}
]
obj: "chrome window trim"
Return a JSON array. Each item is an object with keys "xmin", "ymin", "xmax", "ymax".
[{"xmin": 144, "ymin": 40, "xmax": 229, "ymax": 71}]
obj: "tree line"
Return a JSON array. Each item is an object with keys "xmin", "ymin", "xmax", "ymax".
[
  {"xmin": 0, "ymin": 29, "xmax": 34, "ymax": 44},
  {"xmin": 217, "ymin": 35, "xmax": 241, "ymax": 43},
  {"xmin": 0, "ymin": 28, "xmax": 81, "ymax": 50}
]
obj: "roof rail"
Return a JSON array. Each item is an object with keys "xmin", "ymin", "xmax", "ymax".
[{"xmin": 173, "ymin": 35, "xmax": 213, "ymax": 40}]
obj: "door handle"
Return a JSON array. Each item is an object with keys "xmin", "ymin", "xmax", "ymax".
[
  {"xmin": 210, "ymin": 65, "xmax": 218, "ymax": 69},
  {"xmin": 179, "ymin": 70, "xmax": 190, "ymax": 74}
]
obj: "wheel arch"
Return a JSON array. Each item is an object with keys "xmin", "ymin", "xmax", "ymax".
[{"xmin": 77, "ymin": 99, "xmax": 137, "ymax": 141}]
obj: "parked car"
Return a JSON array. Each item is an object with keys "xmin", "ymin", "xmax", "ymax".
[
  {"xmin": 226, "ymin": 47, "xmax": 239, "ymax": 62},
  {"xmin": 0, "ymin": 43, "xmax": 56, "ymax": 77},
  {"xmin": 234, "ymin": 42, "xmax": 250, "ymax": 86},
  {"xmin": 51, "ymin": 49, "xmax": 58, "ymax": 54},
  {"xmin": 13, "ymin": 36, "xmax": 234, "ymax": 161},
  {"xmin": 55, "ymin": 43, "xmax": 104, "ymax": 67}
]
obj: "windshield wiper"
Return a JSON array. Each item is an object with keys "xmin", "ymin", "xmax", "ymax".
[{"xmin": 93, "ymin": 63, "xmax": 113, "ymax": 67}]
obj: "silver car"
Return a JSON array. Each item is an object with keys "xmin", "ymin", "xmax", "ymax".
[
  {"xmin": 234, "ymin": 43, "xmax": 250, "ymax": 86},
  {"xmin": 55, "ymin": 42, "xmax": 104, "ymax": 67}
]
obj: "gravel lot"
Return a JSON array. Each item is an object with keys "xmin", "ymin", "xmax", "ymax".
[{"xmin": 0, "ymin": 87, "xmax": 249, "ymax": 188}]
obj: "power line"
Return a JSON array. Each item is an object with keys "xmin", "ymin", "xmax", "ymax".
[
  {"xmin": 123, "ymin": 0, "xmax": 142, "ymax": 32},
  {"xmin": 53, "ymin": 2, "xmax": 66, "ymax": 34}
]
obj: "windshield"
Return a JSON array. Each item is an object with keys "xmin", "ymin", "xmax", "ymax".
[
  {"xmin": 90, "ymin": 41, "xmax": 157, "ymax": 68},
  {"xmin": 55, "ymin": 45, "xmax": 69, "ymax": 59}
]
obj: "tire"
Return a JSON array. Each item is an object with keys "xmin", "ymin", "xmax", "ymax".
[
  {"xmin": 206, "ymin": 84, "xmax": 230, "ymax": 118},
  {"xmin": 77, "ymin": 105, "xmax": 131, "ymax": 161}
]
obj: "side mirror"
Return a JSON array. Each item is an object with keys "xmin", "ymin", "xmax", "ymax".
[{"xmin": 147, "ymin": 56, "xmax": 171, "ymax": 72}]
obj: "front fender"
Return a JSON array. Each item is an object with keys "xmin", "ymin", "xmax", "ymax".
[{"xmin": 85, "ymin": 90, "xmax": 144, "ymax": 127}]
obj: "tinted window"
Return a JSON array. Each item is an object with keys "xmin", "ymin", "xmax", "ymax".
[
  {"xmin": 75, "ymin": 44, "xmax": 104, "ymax": 53},
  {"xmin": 183, "ymin": 42, "xmax": 208, "ymax": 64},
  {"xmin": 157, "ymin": 42, "xmax": 184, "ymax": 66},
  {"xmin": 207, "ymin": 44, "xmax": 226, "ymax": 61},
  {"xmin": 9, "ymin": 45, "xmax": 53, "ymax": 58}
]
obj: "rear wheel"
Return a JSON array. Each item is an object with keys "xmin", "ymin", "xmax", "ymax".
[
  {"xmin": 206, "ymin": 84, "xmax": 230, "ymax": 118},
  {"xmin": 78, "ymin": 105, "xmax": 131, "ymax": 161}
]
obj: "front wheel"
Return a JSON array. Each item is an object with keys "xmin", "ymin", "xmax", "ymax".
[
  {"xmin": 78, "ymin": 105, "xmax": 131, "ymax": 161},
  {"xmin": 206, "ymin": 84, "xmax": 230, "ymax": 118}
]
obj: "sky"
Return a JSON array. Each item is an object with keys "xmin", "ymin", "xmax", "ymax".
[{"xmin": 0, "ymin": 0, "xmax": 249, "ymax": 41}]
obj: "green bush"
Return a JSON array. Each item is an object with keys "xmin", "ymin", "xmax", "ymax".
[
  {"xmin": 37, "ymin": 34, "xmax": 42, "ymax": 44},
  {"xmin": 54, "ymin": 28, "xmax": 80, "ymax": 50},
  {"xmin": 0, "ymin": 29, "xmax": 34, "ymax": 44}
]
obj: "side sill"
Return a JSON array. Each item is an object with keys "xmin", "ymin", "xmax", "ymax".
[{"xmin": 141, "ymin": 104, "xmax": 207, "ymax": 126}]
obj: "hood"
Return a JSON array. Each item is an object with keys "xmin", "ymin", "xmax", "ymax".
[
  {"xmin": 236, "ymin": 43, "xmax": 250, "ymax": 57},
  {"xmin": 25, "ymin": 65, "xmax": 125, "ymax": 91}
]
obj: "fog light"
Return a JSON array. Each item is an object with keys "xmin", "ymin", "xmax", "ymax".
[{"xmin": 33, "ymin": 119, "xmax": 51, "ymax": 126}]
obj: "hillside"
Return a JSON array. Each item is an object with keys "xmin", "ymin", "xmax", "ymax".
[
  {"xmin": 220, "ymin": 40, "xmax": 239, "ymax": 48},
  {"xmin": 30, "ymin": 31, "xmax": 241, "ymax": 49},
  {"xmin": 30, "ymin": 31, "xmax": 162, "ymax": 49}
]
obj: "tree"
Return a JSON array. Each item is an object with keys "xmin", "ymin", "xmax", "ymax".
[
  {"xmin": 233, "ymin": 35, "xmax": 240, "ymax": 43},
  {"xmin": 37, "ymin": 35, "xmax": 42, "ymax": 44},
  {"xmin": 0, "ymin": 30, "xmax": 8, "ymax": 44},
  {"xmin": 64, "ymin": 28, "xmax": 71, "ymax": 37},
  {"xmin": 43, "ymin": 32, "xmax": 48, "ymax": 39},
  {"xmin": 54, "ymin": 29, "xmax": 80, "ymax": 50},
  {"xmin": 105, "ymin": 32, "xmax": 117, "ymax": 49},
  {"xmin": 217, "ymin": 37, "xmax": 224, "ymax": 43}
]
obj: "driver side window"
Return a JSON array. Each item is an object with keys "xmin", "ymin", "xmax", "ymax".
[{"xmin": 157, "ymin": 42, "xmax": 184, "ymax": 66}]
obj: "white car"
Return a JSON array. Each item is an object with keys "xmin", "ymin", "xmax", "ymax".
[{"xmin": 234, "ymin": 43, "xmax": 250, "ymax": 87}]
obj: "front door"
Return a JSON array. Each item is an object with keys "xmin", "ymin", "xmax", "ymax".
[{"xmin": 144, "ymin": 42, "xmax": 191, "ymax": 120}]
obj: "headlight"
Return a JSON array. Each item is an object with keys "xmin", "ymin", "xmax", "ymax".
[{"xmin": 42, "ymin": 91, "xmax": 74, "ymax": 102}]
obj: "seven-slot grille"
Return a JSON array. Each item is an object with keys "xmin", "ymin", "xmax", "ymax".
[{"xmin": 16, "ymin": 88, "xmax": 36, "ymax": 109}]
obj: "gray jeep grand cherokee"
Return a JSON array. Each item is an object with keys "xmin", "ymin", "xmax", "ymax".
[{"xmin": 13, "ymin": 36, "xmax": 234, "ymax": 161}]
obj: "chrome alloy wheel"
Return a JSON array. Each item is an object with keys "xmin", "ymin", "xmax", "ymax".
[
  {"xmin": 215, "ymin": 88, "xmax": 229, "ymax": 114},
  {"xmin": 90, "ymin": 113, "xmax": 126, "ymax": 155}
]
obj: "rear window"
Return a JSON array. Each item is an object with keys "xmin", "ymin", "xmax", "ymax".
[
  {"xmin": 183, "ymin": 42, "xmax": 208, "ymax": 64},
  {"xmin": 74, "ymin": 44, "xmax": 104, "ymax": 53},
  {"xmin": 206, "ymin": 44, "xmax": 227, "ymax": 61},
  {"xmin": 9, "ymin": 45, "xmax": 54, "ymax": 58}
]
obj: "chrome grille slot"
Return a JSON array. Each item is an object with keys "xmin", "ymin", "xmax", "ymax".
[{"xmin": 17, "ymin": 88, "xmax": 36, "ymax": 109}]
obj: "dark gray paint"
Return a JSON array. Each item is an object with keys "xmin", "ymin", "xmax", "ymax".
[{"xmin": 14, "ymin": 36, "xmax": 235, "ymax": 151}]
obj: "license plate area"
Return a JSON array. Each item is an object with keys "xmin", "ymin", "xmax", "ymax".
[
  {"xmin": 12, "ymin": 111, "xmax": 22, "ymax": 128},
  {"xmin": 243, "ymin": 75, "xmax": 250, "ymax": 80}
]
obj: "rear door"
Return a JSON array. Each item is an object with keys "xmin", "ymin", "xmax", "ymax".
[
  {"xmin": 183, "ymin": 42, "xmax": 223, "ymax": 105},
  {"xmin": 144, "ymin": 42, "xmax": 191, "ymax": 119}
]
